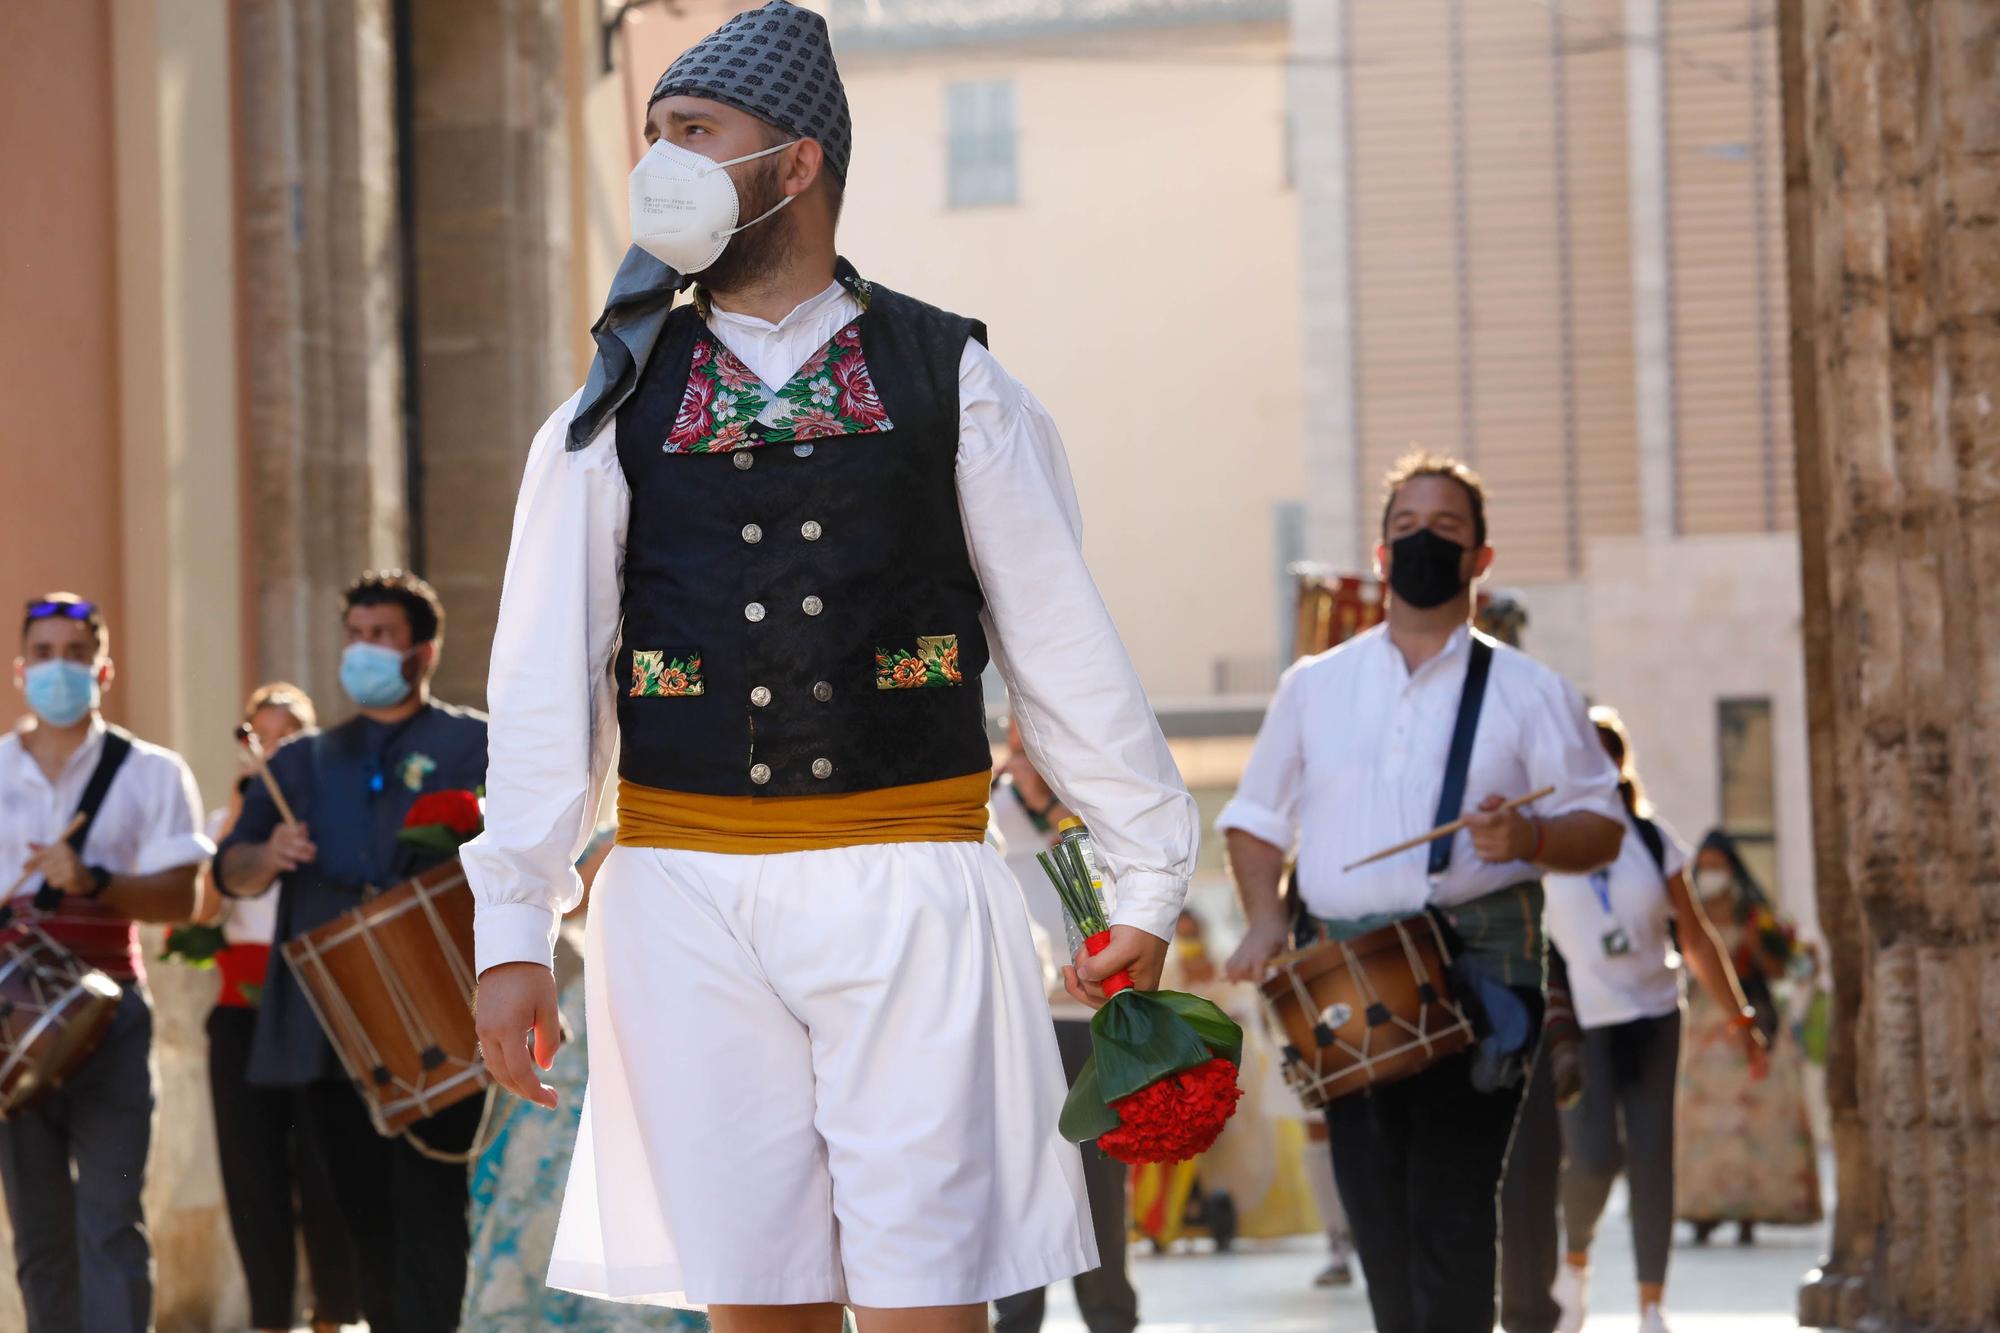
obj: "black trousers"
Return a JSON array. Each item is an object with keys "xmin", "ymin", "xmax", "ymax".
[
  {"xmin": 1498, "ymin": 1044, "xmax": 1562, "ymax": 1333},
  {"xmin": 297, "ymin": 1079, "xmax": 482, "ymax": 1333},
  {"xmin": 207, "ymin": 1007, "xmax": 360, "ymax": 1329},
  {"xmin": 1324, "ymin": 1045, "xmax": 1532, "ymax": 1333},
  {"xmin": 0, "ymin": 988, "xmax": 153, "ymax": 1333},
  {"xmin": 993, "ymin": 1019, "xmax": 1138, "ymax": 1333}
]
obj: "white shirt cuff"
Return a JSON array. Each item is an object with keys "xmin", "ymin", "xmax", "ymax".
[
  {"xmin": 475, "ymin": 901, "xmax": 561, "ymax": 976},
  {"xmin": 1108, "ymin": 870, "xmax": 1188, "ymax": 942},
  {"xmin": 1214, "ymin": 797, "xmax": 1292, "ymax": 852}
]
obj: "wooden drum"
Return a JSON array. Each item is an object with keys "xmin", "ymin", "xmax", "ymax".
[
  {"xmin": 1260, "ymin": 915, "xmax": 1476, "ymax": 1110},
  {"xmin": 0, "ymin": 925, "xmax": 122, "ymax": 1119},
  {"xmin": 281, "ymin": 859, "xmax": 489, "ymax": 1137}
]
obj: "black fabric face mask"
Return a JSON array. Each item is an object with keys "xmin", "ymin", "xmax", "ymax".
[{"xmin": 1387, "ymin": 527, "xmax": 1469, "ymax": 609}]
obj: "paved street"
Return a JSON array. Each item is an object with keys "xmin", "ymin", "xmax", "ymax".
[{"xmin": 1037, "ymin": 1184, "xmax": 1830, "ymax": 1333}]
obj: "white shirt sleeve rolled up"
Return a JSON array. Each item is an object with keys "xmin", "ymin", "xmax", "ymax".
[
  {"xmin": 462, "ymin": 390, "xmax": 629, "ymax": 975},
  {"xmin": 1213, "ymin": 659, "xmax": 1309, "ymax": 854},
  {"xmin": 955, "ymin": 341, "xmax": 1198, "ymax": 942}
]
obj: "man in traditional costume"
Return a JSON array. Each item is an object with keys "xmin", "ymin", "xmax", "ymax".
[{"xmin": 466, "ymin": 6, "xmax": 1196, "ymax": 1331}]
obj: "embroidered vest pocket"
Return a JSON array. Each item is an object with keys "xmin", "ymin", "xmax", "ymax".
[
  {"xmin": 631, "ymin": 650, "xmax": 705, "ymax": 698},
  {"xmin": 876, "ymin": 635, "xmax": 963, "ymax": 690}
]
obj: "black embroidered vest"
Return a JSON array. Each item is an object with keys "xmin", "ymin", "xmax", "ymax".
[{"xmin": 613, "ymin": 266, "xmax": 994, "ymax": 797}]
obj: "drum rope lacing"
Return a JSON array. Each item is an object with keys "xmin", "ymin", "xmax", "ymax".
[
  {"xmin": 283, "ymin": 866, "xmax": 488, "ymax": 1140},
  {"xmin": 1275, "ymin": 916, "xmax": 1475, "ymax": 1105}
]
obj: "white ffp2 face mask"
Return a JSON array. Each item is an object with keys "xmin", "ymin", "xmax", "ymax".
[{"xmin": 627, "ymin": 137, "xmax": 799, "ymax": 274}]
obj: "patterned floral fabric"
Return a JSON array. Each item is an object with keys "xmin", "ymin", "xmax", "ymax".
[
  {"xmin": 875, "ymin": 635, "xmax": 962, "ymax": 690},
  {"xmin": 631, "ymin": 650, "xmax": 704, "ymax": 698},
  {"xmin": 1674, "ymin": 915, "xmax": 1824, "ymax": 1226},
  {"xmin": 665, "ymin": 320, "xmax": 892, "ymax": 454},
  {"xmin": 461, "ymin": 975, "xmax": 710, "ymax": 1331}
]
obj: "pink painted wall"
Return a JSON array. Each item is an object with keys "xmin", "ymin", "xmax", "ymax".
[{"xmin": 0, "ymin": 1, "xmax": 125, "ymax": 714}]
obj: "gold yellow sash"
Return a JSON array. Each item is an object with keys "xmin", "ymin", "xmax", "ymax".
[{"xmin": 615, "ymin": 769, "xmax": 992, "ymax": 855}]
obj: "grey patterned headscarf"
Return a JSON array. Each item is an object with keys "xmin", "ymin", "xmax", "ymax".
[
  {"xmin": 568, "ymin": 1, "xmax": 851, "ymax": 451},
  {"xmin": 649, "ymin": 0, "xmax": 851, "ymax": 183}
]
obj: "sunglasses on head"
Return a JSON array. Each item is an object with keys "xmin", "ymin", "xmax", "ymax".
[{"xmin": 25, "ymin": 599, "xmax": 98, "ymax": 622}]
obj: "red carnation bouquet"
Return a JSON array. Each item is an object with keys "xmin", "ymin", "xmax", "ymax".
[
  {"xmin": 1040, "ymin": 828, "xmax": 1244, "ymax": 1165},
  {"xmin": 397, "ymin": 789, "xmax": 485, "ymax": 854}
]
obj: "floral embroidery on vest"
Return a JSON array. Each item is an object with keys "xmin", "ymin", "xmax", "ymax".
[
  {"xmin": 664, "ymin": 319, "xmax": 894, "ymax": 454},
  {"xmin": 876, "ymin": 635, "xmax": 963, "ymax": 690},
  {"xmin": 631, "ymin": 650, "xmax": 704, "ymax": 698}
]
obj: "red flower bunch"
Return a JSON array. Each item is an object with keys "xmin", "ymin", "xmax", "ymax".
[
  {"xmin": 399, "ymin": 789, "xmax": 484, "ymax": 854},
  {"xmin": 1042, "ymin": 832, "xmax": 1245, "ymax": 1167},
  {"xmin": 1096, "ymin": 1055, "xmax": 1245, "ymax": 1166},
  {"xmin": 406, "ymin": 790, "xmax": 482, "ymax": 835}
]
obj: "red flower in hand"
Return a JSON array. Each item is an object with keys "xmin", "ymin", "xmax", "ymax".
[
  {"xmin": 1095, "ymin": 1057, "xmax": 1243, "ymax": 1166},
  {"xmin": 405, "ymin": 789, "xmax": 483, "ymax": 836}
]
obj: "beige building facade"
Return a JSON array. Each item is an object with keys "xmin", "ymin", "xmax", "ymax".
[{"xmin": 1292, "ymin": 0, "xmax": 1815, "ymax": 929}]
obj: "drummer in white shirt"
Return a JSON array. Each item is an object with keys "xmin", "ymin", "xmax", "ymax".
[{"xmin": 1219, "ymin": 455, "xmax": 1625, "ymax": 1333}]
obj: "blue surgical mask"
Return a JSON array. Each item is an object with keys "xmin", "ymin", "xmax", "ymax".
[
  {"xmin": 340, "ymin": 642, "xmax": 414, "ymax": 709},
  {"xmin": 23, "ymin": 660, "xmax": 100, "ymax": 728}
]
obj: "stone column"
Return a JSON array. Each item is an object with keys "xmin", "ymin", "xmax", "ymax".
[
  {"xmin": 1783, "ymin": 0, "xmax": 2000, "ymax": 1326},
  {"xmin": 407, "ymin": 0, "xmax": 573, "ymax": 709},
  {"xmin": 239, "ymin": 0, "xmax": 408, "ymax": 704}
]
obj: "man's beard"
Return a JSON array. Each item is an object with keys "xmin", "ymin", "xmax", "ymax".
[{"xmin": 697, "ymin": 158, "xmax": 797, "ymax": 293}]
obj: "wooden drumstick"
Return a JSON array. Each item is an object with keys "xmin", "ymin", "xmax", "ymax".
[
  {"xmin": 236, "ymin": 724, "xmax": 299, "ymax": 826},
  {"xmin": 1340, "ymin": 787, "xmax": 1557, "ymax": 873},
  {"xmin": 5, "ymin": 812, "xmax": 88, "ymax": 900}
]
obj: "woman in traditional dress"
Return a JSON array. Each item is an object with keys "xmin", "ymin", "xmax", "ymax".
[
  {"xmin": 460, "ymin": 826, "xmax": 710, "ymax": 1331},
  {"xmin": 1673, "ymin": 830, "xmax": 1824, "ymax": 1244}
]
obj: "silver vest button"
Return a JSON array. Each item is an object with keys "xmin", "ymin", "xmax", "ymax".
[
  {"xmin": 812, "ymin": 680, "xmax": 833, "ymax": 702},
  {"xmin": 749, "ymin": 763, "xmax": 772, "ymax": 785},
  {"xmin": 745, "ymin": 602, "xmax": 766, "ymax": 623},
  {"xmin": 800, "ymin": 520, "xmax": 823, "ymax": 542},
  {"xmin": 750, "ymin": 686, "xmax": 772, "ymax": 707},
  {"xmin": 811, "ymin": 758, "xmax": 833, "ymax": 780},
  {"xmin": 793, "ymin": 443, "xmax": 815, "ymax": 458},
  {"xmin": 801, "ymin": 595, "xmax": 824, "ymax": 617},
  {"xmin": 733, "ymin": 451, "xmax": 755, "ymax": 471},
  {"xmin": 742, "ymin": 523, "xmax": 763, "ymax": 544}
]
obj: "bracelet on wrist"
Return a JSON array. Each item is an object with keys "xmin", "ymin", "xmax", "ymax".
[
  {"xmin": 1527, "ymin": 818, "xmax": 1547, "ymax": 864},
  {"xmin": 1728, "ymin": 1006, "xmax": 1758, "ymax": 1032}
]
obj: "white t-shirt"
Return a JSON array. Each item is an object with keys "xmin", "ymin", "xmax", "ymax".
[
  {"xmin": 205, "ymin": 805, "xmax": 278, "ymax": 946},
  {"xmin": 1544, "ymin": 809, "xmax": 1690, "ymax": 1027}
]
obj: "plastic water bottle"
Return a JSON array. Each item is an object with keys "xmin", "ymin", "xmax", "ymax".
[{"xmin": 1056, "ymin": 816, "xmax": 1104, "ymax": 958}]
